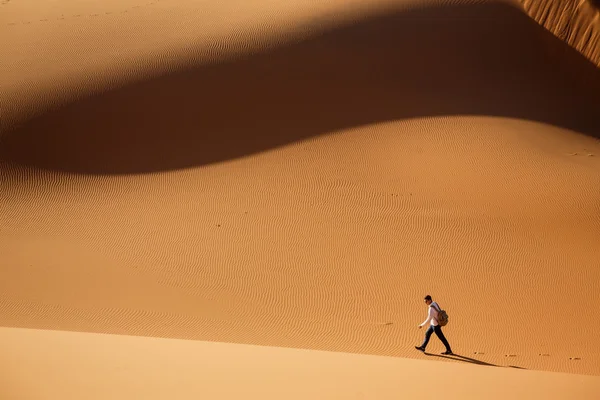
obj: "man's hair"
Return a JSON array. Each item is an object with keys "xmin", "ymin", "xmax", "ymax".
[{"xmin": 424, "ymin": 295, "xmax": 432, "ymax": 301}]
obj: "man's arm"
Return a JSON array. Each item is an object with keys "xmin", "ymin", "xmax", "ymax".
[{"xmin": 419, "ymin": 306, "xmax": 433, "ymax": 327}]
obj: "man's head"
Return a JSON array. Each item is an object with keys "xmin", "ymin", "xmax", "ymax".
[{"xmin": 424, "ymin": 295, "xmax": 432, "ymax": 305}]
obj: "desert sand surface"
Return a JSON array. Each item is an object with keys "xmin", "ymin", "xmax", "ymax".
[
  {"xmin": 523, "ymin": 0, "xmax": 600, "ymax": 68},
  {"xmin": 1, "ymin": 0, "xmax": 600, "ymax": 398},
  {"xmin": 2, "ymin": 327, "xmax": 600, "ymax": 400}
]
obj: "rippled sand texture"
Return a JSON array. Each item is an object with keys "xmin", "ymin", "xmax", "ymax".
[
  {"xmin": 1, "ymin": 0, "xmax": 600, "ymax": 398},
  {"xmin": 522, "ymin": 0, "xmax": 600, "ymax": 67}
]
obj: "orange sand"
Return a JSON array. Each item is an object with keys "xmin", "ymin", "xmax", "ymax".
[
  {"xmin": 522, "ymin": 0, "xmax": 600, "ymax": 67},
  {"xmin": 1, "ymin": 0, "xmax": 600, "ymax": 398},
  {"xmin": 2, "ymin": 327, "xmax": 600, "ymax": 400}
]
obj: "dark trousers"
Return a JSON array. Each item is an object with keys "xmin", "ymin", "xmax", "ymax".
[{"xmin": 421, "ymin": 325, "xmax": 452, "ymax": 352}]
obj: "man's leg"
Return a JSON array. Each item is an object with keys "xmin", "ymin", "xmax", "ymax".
[
  {"xmin": 433, "ymin": 325, "xmax": 452, "ymax": 353},
  {"xmin": 420, "ymin": 325, "xmax": 435, "ymax": 349}
]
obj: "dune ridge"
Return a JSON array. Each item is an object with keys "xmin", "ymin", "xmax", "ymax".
[
  {"xmin": 2, "ymin": 1, "xmax": 599, "ymax": 176},
  {"xmin": 2, "ymin": 0, "xmax": 599, "ymax": 138},
  {"xmin": 521, "ymin": 0, "xmax": 600, "ymax": 67}
]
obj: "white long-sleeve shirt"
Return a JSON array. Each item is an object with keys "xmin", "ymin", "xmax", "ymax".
[{"xmin": 420, "ymin": 302, "xmax": 440, "ymax": 327}]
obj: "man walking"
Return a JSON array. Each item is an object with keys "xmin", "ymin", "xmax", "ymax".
[{"xmin": 415, "ymin": 295, "xmax": 453, "ymax": 355}]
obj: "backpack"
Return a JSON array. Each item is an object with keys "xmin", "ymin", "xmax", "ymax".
[{"xmin": 432, "ymin": 303, "xmax": 449, "ymax": 326}]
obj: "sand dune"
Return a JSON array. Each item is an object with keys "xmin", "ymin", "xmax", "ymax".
[
  {"xmin": 1, "ymin": 0, "xmax": 600, "ymax": 398},
  {"xmin": 522, "ymin": 0, "xmax": 600, "ymax": 67},
  {"xmin": 2, "ymin": 0, "xmax": 600, "ymax": 174},
  {"xmin": 2, "ymin": 327, "xmax": 600, "ymax": 400}
]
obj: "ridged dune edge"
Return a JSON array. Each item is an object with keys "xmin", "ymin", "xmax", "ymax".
[{"xmin": 521, "ymin": 0, "xmax": 600, "ymax": 67}]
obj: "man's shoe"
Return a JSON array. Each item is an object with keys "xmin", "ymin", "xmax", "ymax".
[
  {"xmin": 441, "ymin": 350, "xmax": 453, "ymax": 355},
  {"xmin": 415, "ymin": 346, "xmax": 425, "ymax": 352}
]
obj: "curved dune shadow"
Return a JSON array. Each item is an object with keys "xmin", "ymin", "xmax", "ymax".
[{"xmin": 1, "ymin": 1, "xmax": 599, "ymax": 175}]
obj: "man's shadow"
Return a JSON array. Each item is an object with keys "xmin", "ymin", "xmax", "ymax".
[{"xmin": 424, "ymin": 352, "xmax": 526, "ymax": 369}]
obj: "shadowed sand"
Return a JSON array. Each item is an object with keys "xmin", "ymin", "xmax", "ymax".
[
  {"xmin": 1, "ymin": 1, "xmax": 599, "ymax": 174},
  {"xmin": 1, "ymin": 0, "xmax": 600, "ymax": 398}
]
